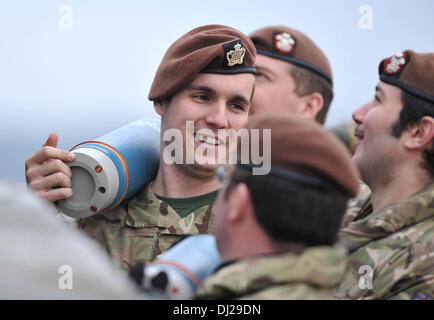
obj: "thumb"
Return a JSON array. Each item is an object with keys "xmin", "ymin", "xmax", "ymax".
[{"xmin": 43, "ymin": 133, "xmax": 58, "ymax": 148}]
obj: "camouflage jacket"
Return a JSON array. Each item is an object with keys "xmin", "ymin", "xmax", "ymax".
[
  {"xmin": 78, "ymin": 182, "xmax": 216, "ymax": 271},
  {"xmin": 340, "ymin": 180, "xmax": 371, "ymax": 229},
  {"xmin": 195, "ymin": 246, "xmax": 348, "ymax": 300},
  {"xmin": 335, "ymin": 183, "xmax": 434, "ymax": 300}
]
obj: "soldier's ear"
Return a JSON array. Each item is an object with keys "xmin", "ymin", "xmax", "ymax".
[
  {"xmin": 300, "ymin": 92, "xmax": 324, "ymax": 120},
  {"xmin": 226, "ymin": 183, "xmax": 252, "ymax": 223},
  {"xmin": 402, "ymin": 116, "xmax": 434, "ymax": 150}
]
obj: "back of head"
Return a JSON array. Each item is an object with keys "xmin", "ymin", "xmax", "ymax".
[
  {"xmin": 228, "ymin": 114, "xmax": 359, "ymax": 246},
  {"xmin": 250, "ymin": 26, "xmax": 333, "ymax": 124}
]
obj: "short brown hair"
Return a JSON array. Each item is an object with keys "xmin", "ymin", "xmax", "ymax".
[{"xmin": 289, "ymin": 64, "xmax": 334, "ymax": 124}]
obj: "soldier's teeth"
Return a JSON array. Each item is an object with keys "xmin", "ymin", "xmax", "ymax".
[
  {"xmin": 195, "ymin": 133, "xmax": 222, "ymax": 145},
  {"xmin": 197, "ymin": 134, "xmax": 212, "ymax": 144}
]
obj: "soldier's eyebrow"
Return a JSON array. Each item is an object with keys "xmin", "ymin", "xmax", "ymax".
[
  {"xmin": 186, "ymin": 85, "xmax": 216, "ymax": 96},
  {"xmin": 256, "ymin": 65, "xmax": 272, "ymax": 75},
  {"xmin": 231, "ymin": 94, "xmax": 250, "ymax": 106},
  {"xmin": 187, "ymin": 84, "xmax": 251, "ymax": 105},
  {"xmin": 375, "ymin": 86, "xmax": 384, "ymax": 94},
  {"xmin": 375, "ymin": 85, "xmax": 385, "ymax": 98}
]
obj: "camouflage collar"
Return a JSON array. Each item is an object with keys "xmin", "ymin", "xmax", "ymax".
[
  {"xmin": 124, "ymin": 183, "xmax": 216, "ymax": 235},
  {"xmin": 196, "ymin": 246, "xmax": 347, "ymax": 299},
  {"xmin": 339, "ymin": 182, "xmax": 434, "ymax": 252}
]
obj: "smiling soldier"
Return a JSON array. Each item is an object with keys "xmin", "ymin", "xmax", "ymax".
[
  {"xmin": 335, "ymin": 50, "xmax": 434, "ymax": 300},
  {"xmin": 24, "ymin": 25, "xmax": 256, "ymax": 271}
]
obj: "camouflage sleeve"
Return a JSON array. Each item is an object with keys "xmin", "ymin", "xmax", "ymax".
[
  {"xmin": 76, "ymin": 202, "xmax": 129, "ymax": 261},
  {"xmin": 387, "ymin": 281, "xmax": 434, "ymax": 300},
  {"xmin": 336, "ymin": 226, "xmax": 434, "ymax": 300}
]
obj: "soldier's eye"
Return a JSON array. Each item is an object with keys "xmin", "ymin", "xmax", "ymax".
[
  {"xmin": 194, "ymin": 94, "xmax": 209, "ymax": 101},
  {"xmin": 255, "ymin": 72, "xmax": 267, "ymax": 80},
  {"xmin": 374, "ymin": 95, "xmax": 381, "ymax": 104},
  {"xmin": 230, "ymin": 103, "xmax": 244, "ymax": 111}
]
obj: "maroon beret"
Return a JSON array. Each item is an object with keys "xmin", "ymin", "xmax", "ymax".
[
  {"xmin": 379, "ymin": 50, "xmax": 434, "ymax": 103},
  {"xmin": 249, "ymin": 25, "xmax": 332, "ymax": 85},
  {"xmin": 239, "ymin": 114, "xmax": 360, "ymax": 198},
  {"xmin": 148, "ymin": 24, "xmax": 256, "ymax": 101}
]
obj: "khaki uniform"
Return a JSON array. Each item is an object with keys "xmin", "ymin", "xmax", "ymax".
[
  {"xmin": 335, "ymin": 183, "xmax": 434, "ymax": 300},
  {"xmin": 196, "ymin": 246, "xmax": 348, "ymax": 300},
  {"xmin": 78, "ymin": 182, "xmax": 216, "ymax": 271}
]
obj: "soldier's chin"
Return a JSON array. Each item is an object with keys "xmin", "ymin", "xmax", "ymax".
[{"xmin": 193, "ymin": 155, "xmax": 221, "ymax": 171}]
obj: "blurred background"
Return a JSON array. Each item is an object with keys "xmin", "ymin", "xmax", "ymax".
[{"xmin": 1, "ymin": 0, "xmax": 434, "ymax": 183}]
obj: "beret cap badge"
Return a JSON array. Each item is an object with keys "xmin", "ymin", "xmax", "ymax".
[
  {"xmin": 379, "ymin": 50, "xmax": 434, "ymax": 104},
  {"xmin": 226, "ymin": 42, "xmax": 246, "ymax": 67},
  {"xmin": 274, "ymin": 32, "xmax": 295, "ymax": 54},
  {"xmin": 384, "ymin": 52, "xmax": 408, "ymax": 74}
]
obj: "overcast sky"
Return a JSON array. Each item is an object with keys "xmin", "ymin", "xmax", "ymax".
[{"xmin": 1, "ymin": 0, "xmax": 434, "ymax": 183}]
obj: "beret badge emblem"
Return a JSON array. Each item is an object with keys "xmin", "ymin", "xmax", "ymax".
[
  {"xmin": 384, "ymin": 52, "xmax": 407, "ymax": 74},
  {"xmin": 274, "ymin": 32, "xmax": 295, "ymax": 54},
  {"xmin": 226, "ymin": 43, "xmax": 246, "ymax": 67}
]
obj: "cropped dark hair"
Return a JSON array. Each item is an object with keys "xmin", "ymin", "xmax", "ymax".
[
  {"xmin": 289, "ymin": 65, "xmax": 334, "ymax": 125},
  {"xmin": 224, "ymin": 166, "xmax": 349, "ymax": 246},
  {"xmin": 391, "ymin": 91, "xmax": 434, "ymax": 178}
]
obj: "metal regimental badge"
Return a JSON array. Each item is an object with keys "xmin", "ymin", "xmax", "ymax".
[
  {"xmin": 384, "ymin": 52, "xmax": 407, "ymax": 74},
  {"xmin": 226, "ymin": 43, "xmax": 245, "ymax": 67},
  {"xmin": 274, "ymin": 32, "xmax": 295, "ymax": 54}
]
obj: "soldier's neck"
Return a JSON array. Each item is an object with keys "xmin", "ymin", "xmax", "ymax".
[
  {"xmin": 369, "ymin": 164, "xmax": 431, "ymax": 212},
  {"xmin": 151, "ymin": 162, "xmax": 219, "ymax": 198}
]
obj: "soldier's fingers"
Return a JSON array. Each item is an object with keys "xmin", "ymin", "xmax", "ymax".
[
  {"xmin": 38, "ymin": 159, "xmax": 72, "ymax": 179},
  {"xmin": 37, "ymin": 188, "xmax": 73, "ymax": 203},
  {"xmin": 43, "ymin": 133, "xmax": 59, "ymax": 148},
  {"xmin": 26, "ymin": 159, "xmax": 72, "ymax": 183},
  {"xmin": 26, "ymin": 146, "xmax": 75, "ymax": 167},
  {"xmin": 29, "ymin": 172, "xmax": 72, "ymax": 192}
]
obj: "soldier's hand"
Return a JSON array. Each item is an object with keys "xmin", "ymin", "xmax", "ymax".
[{"xmin": 25, "ymin": 133, "xmax": 76, "ymax": 203}]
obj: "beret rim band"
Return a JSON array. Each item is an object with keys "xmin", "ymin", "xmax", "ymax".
[
  {"xmin": 201, "ymin": 66, "xmax": 257, "ymax": 75},
  {"xmin": 380, "ymin": 75, "xmax": 434, "ymax": 104},
  {"xmin": 235, "ymin": 160, "xmax": 351, "ymax": 197},
  {"xmin": 257, "ymin": 49, "xmax": 333, "ymax": 85}
]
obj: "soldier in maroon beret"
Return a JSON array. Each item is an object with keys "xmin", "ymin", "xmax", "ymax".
[
  {"xmin": 24, "ymin": 25, "xmax": 257, "ymax": 270},
  {"xmin": 196, "ymin": 114, "xmax": 359, "ymax": 299},
  {"xmin": 249, "ymin": 26, "xmax": 333, "ymax": 124},
  {"xmin": 336, "ymin": 50, "xmax": 434, "ymax": 300}
]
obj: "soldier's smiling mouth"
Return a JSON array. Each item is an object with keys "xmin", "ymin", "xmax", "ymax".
[{"xmin": 194, "ymin": 132, "xmax": 223, "ymax": 146}]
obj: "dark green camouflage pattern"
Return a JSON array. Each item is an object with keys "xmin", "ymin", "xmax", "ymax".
[
  {"xmin": 335, "ymin": 182, "xmax": 434, "ymax": 299},
  {"xmin": 196, "ymin": 246, "xmax": 348, "ymax": 300},
  {"xmin": 78, "ymin": 182, "xmax": 216, "ymax": 271}
]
